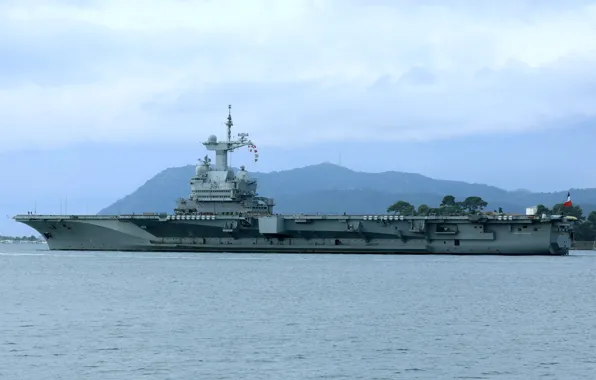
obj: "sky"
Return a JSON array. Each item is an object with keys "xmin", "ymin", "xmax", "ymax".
[{"xmin": 1, "ymin": 0, "xmax": 596, "ymax": 234}]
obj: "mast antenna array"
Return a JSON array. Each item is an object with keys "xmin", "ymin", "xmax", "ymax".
[{"xmin": 226, "ymin": 104, "xmax": 233, "ymax": 143}]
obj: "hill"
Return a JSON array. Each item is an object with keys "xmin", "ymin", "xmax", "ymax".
[{"xmin": 98, "ymin": 163, "xmax": 596, "ymax": 216}]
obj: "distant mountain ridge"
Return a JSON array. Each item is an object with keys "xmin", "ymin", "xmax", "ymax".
[{"xmin": 99, "ymin": 163, "xmax": 596, "ymax": 216}]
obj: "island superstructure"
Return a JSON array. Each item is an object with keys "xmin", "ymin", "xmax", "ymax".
[{"xmin": 14, "ymin": 106, "xmax": 575, "ymax": 255}]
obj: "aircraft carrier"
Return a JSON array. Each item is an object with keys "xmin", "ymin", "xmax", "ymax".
[{"xmin": 14, "ymin": 106, "xmax": 575, "ymax": 255}]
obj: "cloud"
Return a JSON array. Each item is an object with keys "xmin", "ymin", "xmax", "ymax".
[{"xmin": 1, "ymin": 0, "xmax": 596, "ymax": 151}]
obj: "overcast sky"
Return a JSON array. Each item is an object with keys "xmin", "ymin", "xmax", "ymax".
[
  {"xmin": 2, "ymin": 0, "xmax": 596, "ymax": 234},
  {"xmin": 2, "ymin": 0, "xmax": 596, "ymax": 148}
]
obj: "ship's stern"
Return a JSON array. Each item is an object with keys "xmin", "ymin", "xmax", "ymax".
[{"xmin": 549, "ymin": 217, "xmax": 575, "ymax": 255}]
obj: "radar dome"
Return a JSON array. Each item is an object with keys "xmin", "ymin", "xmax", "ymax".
[
  {"xmin": 196, "ymin": 165, "xmax": 208, "ymax": 175},
  {"xmin": 207, "ymin": 135, "xmax": 217, "ymax": 143},
  {"xmin": 236, "ymin": 166, "xmax": 249, "ymax": 181}
]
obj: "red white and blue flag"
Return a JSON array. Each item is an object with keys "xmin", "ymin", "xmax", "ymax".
[{"xmin": 563, "ymin": 192, "xmax": 572, "ymax": 207}]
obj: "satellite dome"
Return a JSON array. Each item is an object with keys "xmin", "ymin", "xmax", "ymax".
[
  {"xmin": 207, "ymin": 135, "xmax": 217, "ymax": 143},
  {"xmin": 236, "ymin": 166, "xmax": 249, "ymax": 181},
  {"xmin": 196, "ymin": 165, "xmax": 208, "ymax": 175}
]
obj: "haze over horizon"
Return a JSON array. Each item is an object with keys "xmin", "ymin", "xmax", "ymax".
[{"xmin": 2, "ymin": 0, "xmax": 596, "ymax": 235}]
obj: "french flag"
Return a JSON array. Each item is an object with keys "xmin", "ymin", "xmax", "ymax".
[{"xmin": 563, "ymin": 191, "xmax": 572, "ymax": 207}]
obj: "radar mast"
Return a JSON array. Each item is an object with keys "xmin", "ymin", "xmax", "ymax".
[
  {"xmin": 226, "ymin": 104, "xmax": 232, "ymax": 143},
  {"xmin": 202, "ymin": 105, "xmax": 253, "ymax": 171}
]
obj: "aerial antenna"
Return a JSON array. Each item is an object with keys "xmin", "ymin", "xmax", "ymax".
[{"xmin": 226, "ymin": 104, "xmax": 233, "ymax": 143}]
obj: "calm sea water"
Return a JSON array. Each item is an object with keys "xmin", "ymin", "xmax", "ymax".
[{"xmin": 1, "ymin": 243, "xmax": 595, "ymax": 379}]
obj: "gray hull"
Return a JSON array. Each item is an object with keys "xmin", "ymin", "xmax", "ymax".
[{"xmin": 15, "ymin": 213, "xmax": 573, "ymax": 255}]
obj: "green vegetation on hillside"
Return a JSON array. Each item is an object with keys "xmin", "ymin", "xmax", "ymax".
[
  {"xmin": 98, "ymin": 163, "xmax": 596, "ymax": 218},
  {"xmin": 387, "ymin": 195, "xmax": 489, "ymax": 216}
]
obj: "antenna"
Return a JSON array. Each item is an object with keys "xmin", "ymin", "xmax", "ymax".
[{"xmin": 226, "ymin": 104, "xmax": 233, "ymax": 143}]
